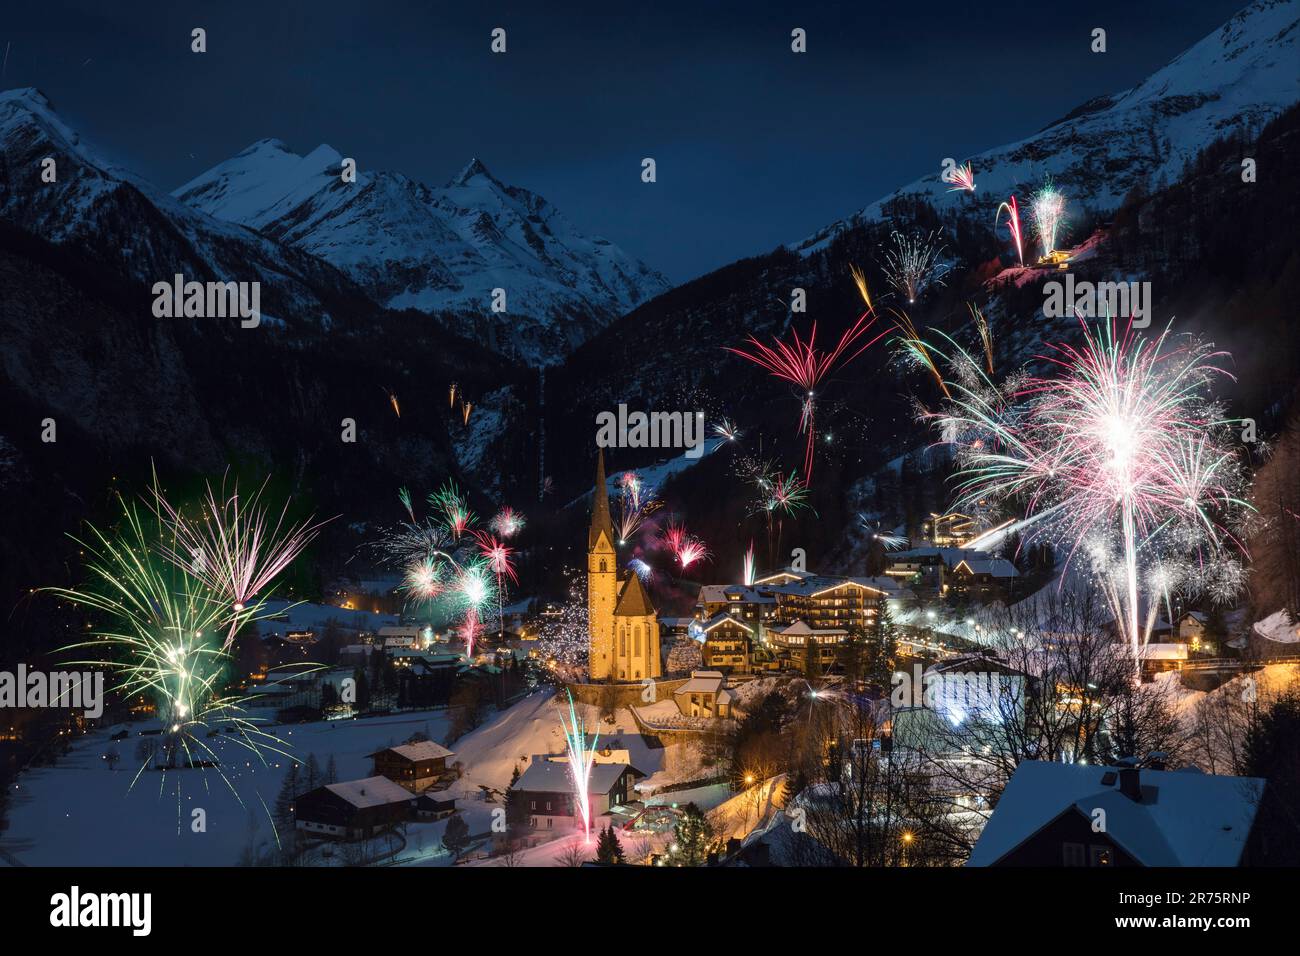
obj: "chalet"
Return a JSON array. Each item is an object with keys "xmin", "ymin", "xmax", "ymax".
[
  {"xmin": 946, "ymin": 558, "xmax": 1019, "ymax": 602},
  {"xmin": 695, "ymin": 585, "xmax": 778, "ymax": 629},
  {"xmin": 510, "ymin": 759, "xmax": 644, "ymax": 832},
  {"xmin": 294, "ymin": 776, "xmax": 414, "ymax": 840},
  {"xmin": 368, "ymin": 741, "xmax": 455, "ymax": 792},
  {"xmin": 1175, "ymin": 610, "xmax": 1222, "ymax": 652},
  {"xmin": 885, "ymin": 547, "xmax": 983, "ymax": 596},
  {"xmin": 769, "ymin": 620, "xmax": 848, "ymax": 671},
  {"xmin": 413, "ymin": 792, "xmax": 458, "ymax": 821},
  {"xmin": 673, "ymin": 671, "xmax": 735, "ymax": 719},
  {"xmin": 764, "ymin": 576, "xmax": 896, "ymax": 632},
  {"xmin": 925, "ymin": 511, "xmax": 978, "ymax": 547},
  {"xmin": 696, "ymin": 613, "xmax": 755, "ymax": 674},
  {"xmin": 967, "ymin": 760, "xmax": 1265, "ymax": 867}
]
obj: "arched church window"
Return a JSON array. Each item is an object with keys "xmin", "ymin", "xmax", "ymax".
[
  {"xmin": 620, "ymin": 627, "xmax": 627, "ymax": 655},
  {"xmin": 634, "ymin": 625, "xmax": 642, "ymax": 656},
  {"xmin": 599, "ymin": 559, "xmax": 607, "ymax": 573}
]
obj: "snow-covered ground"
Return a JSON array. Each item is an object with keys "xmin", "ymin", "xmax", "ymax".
[
  {"xmin": 1, "ymin": 709, "xmax": 450, "ymax": 866},
  {"xmin": 0, "ymin": 683, "xmax": 731, "ymax": 867}
]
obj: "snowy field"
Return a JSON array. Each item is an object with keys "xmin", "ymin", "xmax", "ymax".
[
  {"xmin": 1, "ymin": 708, "xmax": 451, "ymax": 866},
  {"xmin": 0, "ymin": 688, "xmax": 712, "ymax": 867}
]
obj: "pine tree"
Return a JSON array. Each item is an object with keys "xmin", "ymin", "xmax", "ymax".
[
  {"xmin": 274, "ymin": 764, "xmax": 300, "ymax": 831},
  {"xmin": 595, "ymin": 824, "xmax": 625, "ymax": 865},
  {"xmin": 672, "ymin": 802, "xmax": 715, "ymax": 866},
  {"xmin": 325, "ymin": 755, "xmax": 338, "ymax": 785},
  {"xmin": 803, "ymin": 635, "xmax": 821, "ymax": 684},
  {"xmin": 866, "ymin": 595, "xmax": 897, "ymax": 688},
  {"xmin": 442, "ymin": 813, "xmax": 470, "ymax": 858},
  {"xmin": 304, "ymin": 753, "xmax": 321, "ymax": 792}
]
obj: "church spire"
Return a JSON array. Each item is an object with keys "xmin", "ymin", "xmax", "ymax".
[{"xmin": 589, "ymin": 448, "xmax": 614, "ymax": 549}]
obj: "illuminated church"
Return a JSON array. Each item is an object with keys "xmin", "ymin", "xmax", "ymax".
[{"xmin": 588, "ymin": 449, "xmax": 661, "ymax": 682}]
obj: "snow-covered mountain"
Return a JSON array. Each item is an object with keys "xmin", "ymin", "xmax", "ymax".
[
  {"xmin": 173, "ymin": 144, "xmax": 670, "ymax": 364},
  {"xmin": 0, "ymin": 88, "xmax": 366, "ymax": 330},
  {"xmin": 793, "ymin": 0, "xmax": 1300, "ymax": 256}
]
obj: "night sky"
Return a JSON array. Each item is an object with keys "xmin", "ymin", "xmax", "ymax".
[{"xmin": 3, "ymin": 0, "xmax": 1247, "ymax": 282}]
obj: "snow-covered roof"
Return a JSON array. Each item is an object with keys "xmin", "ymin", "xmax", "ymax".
[
  {"xmin": 324, "ymin": 776, "xmax": 413, "ymax": 810},
  {"xmin": 954, "ymin": 558, "xmax": 1019, "ymax": 579},
  {"xmin": 751, "ymin": 568, "xmax": 814, "ymax": 585},
  {"xmin": 1135, "ymin": 643, "xmax": 1189, "ymax": 661},
  {"xmin": 674, "ymin": 671, "xmax": 726, "ymax": 695},
  {"xmin": 512, "ymin": 759, "xmax": 639, "ymax": 796},
  {"xmin": 1253, "ymin": 610, "xmax": 1300, "ymax": 644},
  {"xmin": 764, "ymin": 575, "xmax": 891, "ymax": 598},
  {"xmin": 699, "ymin": 612, "xmax": 754, "ymax": 634},
  {"xmin": 697, "ymin": 584, "xmax": 775, "ymax": 605},
  {"xmin": 967, "ymin": 761, "xmax": 1264, "ymax": 867},
  {"xmin": 369, "ymin": 741, "xmax": 454, "ymax": 762},
  {"xmin": 776, "ymin": 620, "xmax": 847, "ymax": 636}
]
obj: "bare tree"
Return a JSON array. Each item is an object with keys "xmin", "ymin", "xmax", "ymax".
[{"xmin": 555, "ymin": 840, "xmax": 589, "ymax": 867}]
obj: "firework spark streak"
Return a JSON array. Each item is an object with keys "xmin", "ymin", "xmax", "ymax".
[
  {"xmin": 724, "ymin": 306, "xmax": 887, "ymax": 483},
  {"xmin": 151, "ymin": 472, "xmax": 327, "ymax": 650},
  {"xmin": 860, "ymin": 517, "xmax": 908, "ymax": 551},
  {"xmin": 970, "ymin": 303, "xmax": 994, "ymax": 375},
  {"xmin": 742, "ymin": 541, "xmax": 756, "ymax": 586},
  {"xmin": 933, "ymin": 317, "xmax": 1250, "ymax": 677},
  {"xmin": 945, "ymin": 161, "xmax": 976, "ymax": 192},
  {"xmin": 714, "ymin": 418, "xmax": 742, "ymax": 443},
  {"xmin": 882, "ymin": 230, "xmax": 949, "ymax": 304},
  {"xmin": 558, "ymin": 691, "xmax": 598, "ymax": 842},
  {"xmin": 891, "ymin": 309, "xmax": 951, "ymax": 399},
  {"xmin": 614, "ymin": 471, "xmax": 661, "ymax": 544},
  {"xmin": 995, "ymin": 195, "xmax": 1025, "ymax": 266},
  {"xmin": 850, "ymin": 264, "xmax": 873, "ymax": 310},
  {"xmin": 1031, "ymin": 182, "xmax": 1067, "ymax": 259}
]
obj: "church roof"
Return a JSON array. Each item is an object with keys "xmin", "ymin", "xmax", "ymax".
[
  {"xmin": 589, "ymin": 448, "xmax": 614, "ymax": 550},
  {"xmin": 614, "ymin": 571, "xmax": 656, "ymax": 617}
]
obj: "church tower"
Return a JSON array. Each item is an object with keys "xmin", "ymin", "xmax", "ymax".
[{"xmin": 587, "ymin": 449, "xmax": 617, "ymax": 680}]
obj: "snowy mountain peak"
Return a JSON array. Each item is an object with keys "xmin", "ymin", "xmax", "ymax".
[
  {"xmin": 450, "ymin": 157, "xmax": 497, "ymax": 187},
  {"xmin": 174, "ymin": 144, "xmax": 671, "ymax": 364}
]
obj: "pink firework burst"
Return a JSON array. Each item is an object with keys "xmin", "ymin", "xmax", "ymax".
[
  {"xmin": 661, "ymin": 520, "xmax": 711, "ymax": 571},
  {"xmin": 724, "ymin": 309, "xmax": 887, "ymax": 484},
  {"xmin": 472, "ymin": 531, "xmax": 518, "ymax": 585}
]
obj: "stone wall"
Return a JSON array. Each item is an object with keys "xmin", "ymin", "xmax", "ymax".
[{"xmin": 564, "ymin": 677, "xmax": 691, "ymax": 710}]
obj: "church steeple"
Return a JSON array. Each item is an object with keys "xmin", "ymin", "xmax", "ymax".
[{"xmin": 589, "ymin": 448, "xmax": 614, "ymax": 549}]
